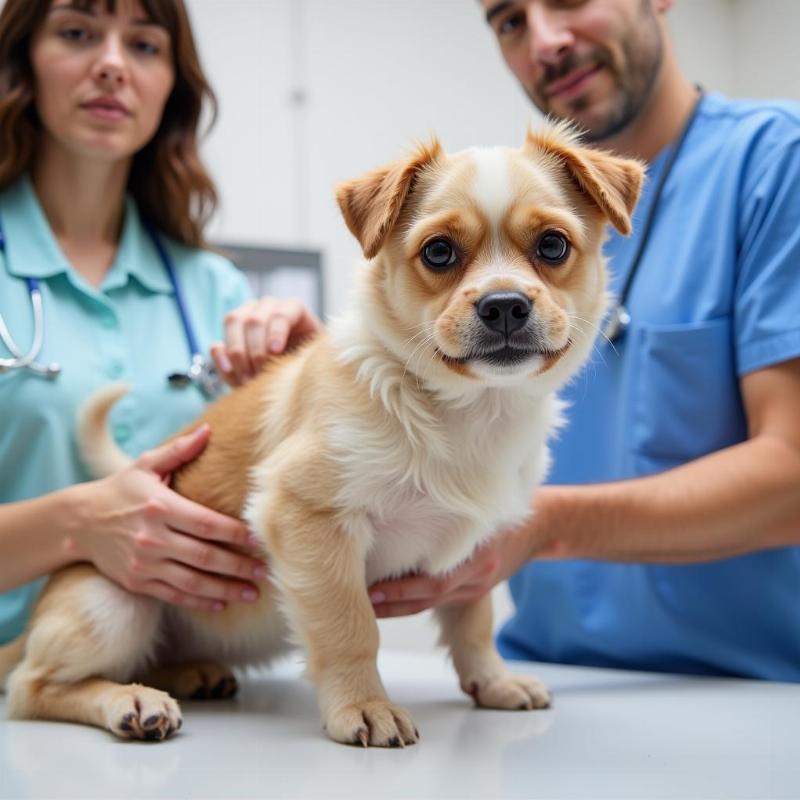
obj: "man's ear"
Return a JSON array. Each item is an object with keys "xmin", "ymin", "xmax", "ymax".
[
  {"xmin": 335, "ymin": 139, "xmax": 443, "ymax": 259},
  {"xmin": 525, "ymin": 127, "xmax": 644, "ymax": 235}
]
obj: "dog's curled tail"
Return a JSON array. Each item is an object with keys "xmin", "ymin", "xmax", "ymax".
[{"xmin": 77, "ymin": 383, "xmax": 134, "ymax": 478}]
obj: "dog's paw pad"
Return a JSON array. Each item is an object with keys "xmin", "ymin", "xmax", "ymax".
[{"xmin": 326, "ymin": 700, "xmax": 419, "ymax": 748}]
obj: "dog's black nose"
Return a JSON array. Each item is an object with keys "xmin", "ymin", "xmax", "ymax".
[{"xmin": 476, "ymin": 292, "xmax": 531, "ymax": 336}]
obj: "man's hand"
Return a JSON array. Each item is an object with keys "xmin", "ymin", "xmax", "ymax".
[
  {"xmin": 210, "ymin": 297, "xmax": 322, "ymax": 386},
  {"xmin": 368, "ymin": 525, "xmax": 540, "ymax": 618}
]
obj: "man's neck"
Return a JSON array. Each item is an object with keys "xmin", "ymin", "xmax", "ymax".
[
  {"xmin": 598, "ymin": 54, "xmax": 699, "ymax": 163},
  {"xmin": 32, "ymin": 137, "xmax": 130, "ymax": 251}
]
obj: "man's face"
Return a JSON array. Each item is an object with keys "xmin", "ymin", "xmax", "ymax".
[{"xmin": 481, "ymin": 0, "xmax": 665, "ymax": 141}]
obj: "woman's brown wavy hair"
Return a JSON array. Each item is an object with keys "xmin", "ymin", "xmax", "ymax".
[{"xmin": 0, "ymin": 0, "xmax": 218, "ymax": 248}]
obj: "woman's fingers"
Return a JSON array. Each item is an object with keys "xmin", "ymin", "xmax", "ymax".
[
  {"xmin": 216, "ymin": 297, "xmax": 323, "ymax": 387},
  {"xmin": 210, "ymin": 342, "xmax": 237, "ymax": 387},
  {"xmin": 223, "ymin": 307, "xmax": 256, "ymax": 384},
  {"xmin": 264, "ymin": 312, "xmax": 293, "ymax": 356},
  {"xmin": 138, "ymin": 579, "xmax": 226, "ymax": 613},
  {"xmin": 167, "ymin": 526, "xmax": 268, "ymax": 583},
  {"xmin": 162, "ymin": 490, "xmax": 252, "ymax": 548},
  {"xmin": 244, "ymin": 313, "xmax": 271, "ymax": 372},
  {"xmin": 266, "ymin": 298, "xmax": 322, "ymax": 352},
  {"xmin": 153, "ymin": 560, "xmax": 261, "ymax": 606},
  {"xmin": 135, "ymin": 424, "xmax": 210, "ymax": 476}
]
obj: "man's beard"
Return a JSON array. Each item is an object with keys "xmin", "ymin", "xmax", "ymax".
[{"xmin": 528, "ymin": 17, "xmax": 663, "ymax": 142}]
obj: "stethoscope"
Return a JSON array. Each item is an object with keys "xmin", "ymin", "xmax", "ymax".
[
  {"xmin": 603, "ymin": 88, "xmax": 705, "ymax": 343},
  {"xmin": 0, "ymin": 215, "xmax": 224, "ymax": 399}
]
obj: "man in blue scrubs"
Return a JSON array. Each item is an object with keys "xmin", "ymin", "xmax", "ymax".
[{"xmin": 368, "ymin": 0, "xmax": 800, "ymax": 681}]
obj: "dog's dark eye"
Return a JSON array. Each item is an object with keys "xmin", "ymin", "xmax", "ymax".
[
  {"xmin": 421, "ymin": 238, "xmax": 458, "ymax": 270},
  {"xmin": 536, "ymin": 231, "xmax": 570, "ymax": 265}
]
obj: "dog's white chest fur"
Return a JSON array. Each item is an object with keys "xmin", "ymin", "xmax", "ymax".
[{"xmin": 331, "ymin": 383, "xmax": 561, "ymax": 582}]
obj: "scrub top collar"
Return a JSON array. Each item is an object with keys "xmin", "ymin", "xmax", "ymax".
[{"xmin": 0, "ymin": 175, "xmax": 174, "ymax": 296}]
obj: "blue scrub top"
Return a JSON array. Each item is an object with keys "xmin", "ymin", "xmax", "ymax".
[
  {"xmin": 0, "ymin": 176, "xmax": 252, "ymax": 643},
  {"xmin": 498, "ymin": 93, "xmax": 800, "ymax": 681}
]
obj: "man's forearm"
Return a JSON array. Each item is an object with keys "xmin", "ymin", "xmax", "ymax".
[{"xmin": 531, "ymin": 435, "xmax": 800, "ymax": 564}]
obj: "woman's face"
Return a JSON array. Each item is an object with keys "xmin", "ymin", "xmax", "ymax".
[{"xmin": 30, "ymin": 0, "xmax": 175, "ymax": 163}]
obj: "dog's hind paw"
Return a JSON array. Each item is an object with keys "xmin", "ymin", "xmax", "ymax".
[
  {"xmin": 325, "ymin": 700, "xmax": 419, "ymax": 748},
  {"xmin": 106, "ymin": 685, "xmax": 182, "ymax": 741},
  {"xmin": 182, "ymin": 663, "xmax": 239, "ymax": 700}
]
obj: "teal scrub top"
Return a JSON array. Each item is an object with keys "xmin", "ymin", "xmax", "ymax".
[
  {"xmin": 498, "ymin": 93, "xmax": 800, "ymax": 681},
  {"xmin": 0, "ymin": 176, "xmax": 252, "ymax": 643}
]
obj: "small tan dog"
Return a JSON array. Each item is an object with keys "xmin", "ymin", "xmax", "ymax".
[{"xmin": 0, "ymin": 126, "xmax": 641, "ymax": 746}]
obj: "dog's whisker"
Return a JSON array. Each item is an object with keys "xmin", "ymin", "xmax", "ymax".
[
  {"xmin": 565, "ymin": 312, "xmax": 617, "ymax": 362},
  {"xmin": 565, "ymin": 311, "xmax": 610, "ymax": 343},
  {"xmin": 402, "ymin": 326, "xmax": 436, "ymax": 357},
  {"xmin": 403, "ymin": 328, "xmax": 438, "ymax": 383}
]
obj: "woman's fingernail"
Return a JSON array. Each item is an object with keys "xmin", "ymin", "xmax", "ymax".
[
  {"xmin": 253, "ymin": 565, "xmax": 268, "ymax": 580},
  {"xmin": 241, "ymin": 588, "xmax": 258, "ymax": 602},
  {"xmin": 369, "ymin": 591, "xmax": 386, "ymax": 604},
  {"xmin": 217, "ymin": 352, "xmax": 232, "ymax": 373},
  {"xmin": 211, "ymin": 601, "xmax": 225, "ymax": 612},
  {"xmin": 269, "ymin": 340, "xmax": 282, "ymax": 353}
]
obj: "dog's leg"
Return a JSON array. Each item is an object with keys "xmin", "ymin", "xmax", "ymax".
[
  {"xmin": 7, "ymin": 672, "xmax": 181, "ymax": 740},
  {"xmin": 5, "ymin": 566, "xmax": 180, "ymax": 740},
  {"xmin": 436, "ymin": 593, "xmax": 551, "ymax": 710},
  {"xmin": 265, "ymin": 507, "xmax": 418, "ymax": 747},
  {"xmin": 140, "ymin": 662, "xmax": 238, "ymax": 699}
]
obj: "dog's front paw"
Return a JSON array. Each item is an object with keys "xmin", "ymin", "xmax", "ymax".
[
  {"xmin": 325, "ymin": 700, "xmax": 419, "ymax": 748},
  {"xmin": 465, "ymin": 674, "xmax": 552, "ymax": 711},
  {"xmin": 106, "ymin": 685, "xmax": 183, "ymax": 741}
]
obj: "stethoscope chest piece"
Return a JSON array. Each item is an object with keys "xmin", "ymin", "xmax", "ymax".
[
  {"xmin": 167, "ymin": 354, "xmax": 223, "ymax": 399},
  {"xmin": 603, "ymin": 304, "xmax": 631, "ymax": 344}
]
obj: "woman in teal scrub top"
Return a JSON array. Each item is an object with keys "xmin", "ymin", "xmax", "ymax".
[{"xmin": 0, "ymin": 0, "xmax": 319, "ymax": 643}]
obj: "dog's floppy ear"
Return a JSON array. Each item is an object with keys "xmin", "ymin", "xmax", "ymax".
[
  {"xmin": 525, "ymin": 127, "xmax": 644, "ymax": 235},
  {"xmin": 336, "ymin": 139, "xmax": 443, "ymax": 259}
]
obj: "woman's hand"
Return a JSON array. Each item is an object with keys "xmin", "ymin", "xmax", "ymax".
[
  {"xmin": 210, "ymin": 297, "xmax": 322, "ymax": 387},
  {"xmin": 72, "ymin": 425, "xmax": 268, "ymax": 613},
  {"xmin": 368, "ymin": 525, "xmax": 539, "ymax": 618}
]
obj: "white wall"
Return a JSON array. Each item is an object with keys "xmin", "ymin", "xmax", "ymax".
[
  {"xmin": 192, "ymin": 0, "xmax": 536, "ymax": 316},
  {"xmin": 192, "ymin": 0, "xmax": 800, "ymax": 317},
  {"xmin": 730, "ymin": 0, "xmax": 800, "ymax": 100},
  {"xmin": 669, "ymin": 0, "xmax": 737, "ymax": 95},
  {"xmin": 188, "ymin": 0, "xmax": 798, "ymax": 651}
]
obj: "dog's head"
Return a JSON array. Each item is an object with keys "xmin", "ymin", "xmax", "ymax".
[{"xmin": 336, "ymin": 125, "xmax": 643, "ymax": 395}]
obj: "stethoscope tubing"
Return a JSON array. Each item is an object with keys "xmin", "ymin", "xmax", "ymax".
[
  {"xmin": 0, "ymin": 277, "xmax": 53, "ymax": 373},
  {"xmin": 0, "ymin": 213, "xmax": 221, "ymax": 397},
  {"xmin": 604, "ymin": 88, "xmax": 705, "ymax": 344},
  {"xmin": 143, "ymin": 221, "xmax": 201, "ymax": 358}
]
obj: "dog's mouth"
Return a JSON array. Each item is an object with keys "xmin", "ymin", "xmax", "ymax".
[{"xmin": 439, "ymin": 341, "xmax": 571, "ymax": 372}]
